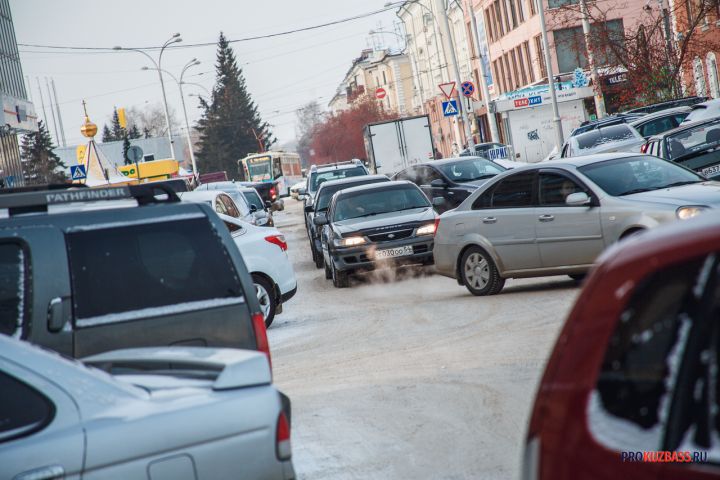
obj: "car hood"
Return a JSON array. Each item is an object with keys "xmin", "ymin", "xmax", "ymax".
[
  {"xmin": 622, "ymin": 181, "xmax": 720, "ymax": 206},
  {"xmin": 333, "ymin": 207, "xmax": 435, "ymax": 235}
]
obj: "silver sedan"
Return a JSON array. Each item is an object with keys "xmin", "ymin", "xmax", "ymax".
[
  {"xmin": 0, "ymin": 335, "xmax": 295, "ymax": 480},
  {"xmin": 434, "ymin": 153, "xmax": 720, "ymax": 295}
]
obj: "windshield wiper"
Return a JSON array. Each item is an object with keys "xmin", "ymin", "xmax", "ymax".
[
  {"xmin": 619, "ymin": 188, "xmax": 655, "ymax": 196},
  {"xmin": 662, "ymin": 180, "xmax": 703, "ymax": 188},
  {"xmin": 394, "ymin": 206, "xmax": 429, "ymax": 212}
]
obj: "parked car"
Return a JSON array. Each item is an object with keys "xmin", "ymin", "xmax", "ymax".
[
  {"xmin": 433, "ymin": 153, "xmax": 720, "ymax": 296},
  {"xmin": 306, "ymin": 174, "xmax": 390, "ymax": 268},
  {"xmin": 0, "ymin": 184, "xmax": 270, "ymax": 361},
  {"xmin": 522, "ymin": 211, "xmax": 720, "ymax": 480},
  {"xmin": 560, "ymin": 124, "xmax": 645, "ymax": 158},
  {"xmin": 569, "ymin": 112, "xmax": 645, "ymax": 137},
  {"xmin": 643, "ymin": 116, "xmax": 720, "ymax": 180},
  {"xmin": 218, "ymin": 213, "xmax": 296, "ymax": 327},
  {"xmin": 681, "ymin": 97, "xmax": 720, "ymax": 124},
  {"xmin": 394, "ymin": 157, "xmax": 506, "ymax": 214},
  {"xmin": 300, "ymin": 159, "xmax": 369, "ymax": 236},
  {"xmin": 0, "ymin": 334, "xmax": 294, "ymax": 480},
  {"xmin": 623, "ymin": 95, "xmax": 707, "ymax": 115},
  {"xmin": 629, "ymin": 106, "xmax": 690, "ymax": 139},
  {"xmin": 180, "ymin": 189, "xmax": 260, "ymax": 226},
  {"xmin": 316, "ymin": 181, "xmax": 437, "ymax": 288},
  {"xmin": 195, "ymin": 182, "xmax": 274, "ymax": 225}
]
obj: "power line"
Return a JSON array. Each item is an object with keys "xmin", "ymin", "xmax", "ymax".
[{"xmin": 17, "ymin": 6, "xmax": 395, "ymax": 52}]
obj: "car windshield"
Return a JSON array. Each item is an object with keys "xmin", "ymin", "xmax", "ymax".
[
  {"xmin": 437, "ymin": 159, "xmax": 505, "ymax": 182},
  {"xmin": 310, "ymin": 166, "xmax": 366, "ymax": 192},
  {"xmin": 245, "ymin": 156, "xmax": 273, "ymax": 181},
  {"xmin": 574, "ymin": 125, "xmax": 638, "ymax": 151},
  {"xmin": 333, "ymin": 186, "xmax": 430, "ymax": 222},
  {"xmin": 316, "ymin": 179, "xmax": 387, "ymax": 212},
  {"xmin": 666, "ymin": 120, "xmax": 720, "ymax": 160},
  {"xmin": 579, "ymin": 156, "xmax": 704, "ymax": 196}
]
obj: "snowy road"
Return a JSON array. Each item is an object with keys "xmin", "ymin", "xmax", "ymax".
[{"xmin": 268, "ymin": 200, "xmax": 581, "ymax": 480}]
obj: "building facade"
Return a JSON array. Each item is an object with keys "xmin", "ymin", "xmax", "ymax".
[{"xmin": 0, "ymin": 0, "xmax": 37, "ymax": 187}]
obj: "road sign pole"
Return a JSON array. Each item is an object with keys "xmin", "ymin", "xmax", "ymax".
[{"xmin": 434, "ymin": 0, "xmax": 475, "ymax": 149}]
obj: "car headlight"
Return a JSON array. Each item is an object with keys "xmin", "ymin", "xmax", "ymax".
[
  {"xmin": 677, "ymin": 206, "xmax": 708, "ymax": 220},
  {"xmin": 338, "ymin": 236, "xmax": 366, "ymax": 247},
  {"xmin": 416, "ymin": 221, "xmax": 438, "ymax": 236}
]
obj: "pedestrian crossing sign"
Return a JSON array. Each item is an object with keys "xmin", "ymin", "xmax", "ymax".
[
  {"xmin": 70, "ymin": 164, "xmax": 87, "ymax": 181},
  {"xmin": 442, "ymin": 100, "xmax": 459, "ymax": 117}
]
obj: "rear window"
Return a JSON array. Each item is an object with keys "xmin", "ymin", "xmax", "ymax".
[
  {"xmin": 67, "ymin": 217, "xmax": 244, "ymax": 324},
  {"xmin": 0, "ymin": 244, "xmax": 25, "ymax": 337},
  {"xmin": 310, "ymin": 166, "xmax": 366, "ymax": 191},
  {"xmin": 575, "ymin": 125, "xmax": 637, "ymax": 150}
]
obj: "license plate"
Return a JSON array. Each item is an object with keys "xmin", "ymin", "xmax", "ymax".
[
  {"xmin": 701, "ymin": 163, "xmax": 720, "ymax": 178},
  {"xmin": 375, "ymin": 245, "xmax": 414, "ymax": 259}
]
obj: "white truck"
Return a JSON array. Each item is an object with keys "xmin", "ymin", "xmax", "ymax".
[{"xmin": 364, "ymin": 115, "xmax": 435, "ymax": 176}]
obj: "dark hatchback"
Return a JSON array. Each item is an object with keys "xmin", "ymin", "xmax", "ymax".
[
  {"xmin": 316, "ymin": 181, "xmax": 438, "ymax": 288},
  {"xmin": 394, "ymin": 157, "xmax": 505, "ymax": 213},
  {"xmin": 644, "ymin": 117, "xmax": 720, "ymax": 180},
  {"xmin": 305, "ymin": 174, "xmax": 389, "ymax": 268}
]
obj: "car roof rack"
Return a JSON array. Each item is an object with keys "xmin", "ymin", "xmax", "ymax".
[
  {"xmin": 0, "ymin": 183, "xmax": 181, "ymax": 217},
  {"xmin": 310, "ymin": 159, "xmax": 364, "ymax": 172}
]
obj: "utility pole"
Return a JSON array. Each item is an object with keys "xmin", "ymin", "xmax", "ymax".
[
  {"xmin": 579, "ymin": 0, "xmax": 606, "ymax": 118},
  {"xmin": 466, "ymin": 0, "xmax": 500, "ymax": 142},
  {"xmin": 658, "ymin": 0, "xmax": 675, "ymax": 67},
  {"xmin": 44, "ymin": 78, "xmax": 61, "ymax": 146},
  {"xmin": 35, "ymin": 78, "xmax": 49, "ymax": 137},
  {"xmin": 537, "ymin": 0, "xmax": 564, "ymax": 151},
  {"xmin": 433, "ymin": 0, "xmax": 475, "ymax": 149},
  {"xmin": 50, "ymin": 78, "xmax": 67, "ymax": 147}
]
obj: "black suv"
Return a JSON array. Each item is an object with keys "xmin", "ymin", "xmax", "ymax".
[
  {"xmin": 0, "ymin": 184, "xmax": 270, "ymax": 360},
  {"xmin": 394, "ymin": 157, "xmax": 505, "ymax": 213},
  {"xmin": 301, "ymin": 160, "xmax": 369, "ymax": 236},
  {"xmin": 315, "ymin": 181, "xmax": 437, "ymax": 288},
  {"xmin": 305, "ymin": 174, "xmax": 389, "ymax": 268}
]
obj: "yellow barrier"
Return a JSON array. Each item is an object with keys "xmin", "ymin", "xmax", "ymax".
[{"xmin": 118, "ymin": 159, "xmax": 180, "ymax": 180}]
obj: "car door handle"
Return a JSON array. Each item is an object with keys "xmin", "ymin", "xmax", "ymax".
[
  {"xmin": 538, "ymin": 214, "xmax": 555, "ymax": 222},
  {"xmin": 14, "ymin": 465, "xmax": 65, "ymax": 480},
  {"xmin": 482, "ymin": 217, "xmax": 497, "ymax": 224}
]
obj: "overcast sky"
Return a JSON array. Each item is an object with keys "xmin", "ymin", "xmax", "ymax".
[{"xmin": 12, "ymin": 0, "xmax": 401, "ymax": 149}]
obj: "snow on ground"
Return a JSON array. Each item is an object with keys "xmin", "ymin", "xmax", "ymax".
[{"xmin": 268, "ymin": 200, "xmax": 580, "ymax": 480}]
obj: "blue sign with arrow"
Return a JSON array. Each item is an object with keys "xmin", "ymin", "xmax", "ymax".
[
  {"xmin": 70, "ymin": 164, "xmax": 87, "ymax": 181},
  {"xmin": 442, "ymin": 100, "xmax": 459, "ymax": 117}
]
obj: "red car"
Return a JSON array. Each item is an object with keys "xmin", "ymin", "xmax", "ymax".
[{"xmin": 523, "ymin": 212, "xmax": 720, "ymax": 479}]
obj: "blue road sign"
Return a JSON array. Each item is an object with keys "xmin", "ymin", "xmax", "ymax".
[
  {"xmin": 442, "ymin": 100, "xmax": 459, "ymax": 117},
  {"xmin": 461, "ymin": 81, "xmax": 475, "ymax": 98},
  {"xmin": 70, "ymin": 164, "xmax": 87, "ymax": 181}
]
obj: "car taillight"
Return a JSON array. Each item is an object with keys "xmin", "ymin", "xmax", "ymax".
[
  {"xmin": 251, "ymin": 312, "xmax": 272, "ymax": 371},
  {"xmin": 640, "ymin": 143, "xmax": 649, "ymax": 153},
  {"xmin": 270, "ymin": 187, "xmax": 277, "ymax": 200},
  {"xmin": 276, "ymin": 412, "xmax": 291, "ymax": 460},
  {"xmin": 265, "ymin": 235, "xmax": 287, "ymax": 251},
  {"xmin": 434, "ymin": 218, "xmax": 440, "ymax": 236}
]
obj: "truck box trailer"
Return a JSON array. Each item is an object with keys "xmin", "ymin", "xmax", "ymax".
[{"xmin": 364, "ymin": 115, "xmax": 435, "ymax": 176}]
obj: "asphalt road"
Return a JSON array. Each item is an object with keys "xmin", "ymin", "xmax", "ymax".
[{"xmin": 268, "ymin": 200, "xmax": 581, "ymax": 480}]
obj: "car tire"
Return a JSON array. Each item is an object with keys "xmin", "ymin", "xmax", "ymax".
[
  {"xmin": 312, "ymin": 242, "xmax": 324, "ymax": 269},
  {"xmin": 324, "ymin": 256, "xmax": 333, "ymax": 279},
  {"xmin": 331, "ymin": 260, "xmax": 349, "ymax": 288},
  {"xmin": 252, "ymin": 273, "xmax": 277, "ymax": 328},
  {"xmin": 460, "ymin": 246, "xmax": 505, "ymax": 296}
]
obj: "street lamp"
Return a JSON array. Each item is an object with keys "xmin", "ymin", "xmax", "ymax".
[
  {"xmin": 114, "ymin": 33, "xmax": 182, "ymax": 160},
  {"xmin": 141, "ymin": 57, "xmax": 202, "ymax": 178}
]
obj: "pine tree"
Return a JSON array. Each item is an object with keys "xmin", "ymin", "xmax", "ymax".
[
  {"xmin": 128, "ymin": 124, "xmax": 141, "ymax": 139},
  {"xmin": 195, "ymin": 32, "xmax": 275, "ymax": 179},
  {"xmin": 122, "ymin": 135, "xmax": 132, "ymax": 165},
  {"xmin": 20, "ymin": 120, "xmax": 67, "ymax": 185},
  {"xmin": 101, "ymin": 125, "xmax": 114, "ymax": 143},
  {"xmin": 111, "ymin": 107, "xmax": 124, "ymax": 140}
]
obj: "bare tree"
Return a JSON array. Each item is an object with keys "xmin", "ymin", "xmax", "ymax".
[
  {"xmin": 295, "ymin": 101, "xmax": 325, "ymax": 167},
  {"xmin": 124, "ymin": 102, "xmax": 180, "ymax": 138},
  {"xmin": 548, "ymin": 0, "xmax": 720, "ymax": 109}
]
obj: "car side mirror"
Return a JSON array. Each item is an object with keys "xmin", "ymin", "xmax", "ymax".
[
  {"xmin": 432, "ymin": 197, "xmax": 445, "ymax": 207},
  {"xmin": 313, "ymin": 212, "xmax": 328, "ymax": 226},
  {"xmin": 264, "ymin": 200, "xmax": 272, "ymax": 210},
  {"xmin": 305, "ymin": 205, "xmax": 314, "ymax": 213},
  {"xmin": 249, "ymin": 204, "xmax": 258, "ymax": 213},
  {"xmin": 430, "ymin": 179, "xmax": 448, "ymax": 188},
  {"xmin": 566, "ymin": 192, "xmax": 591, "ymax": 206},
  {"xmin": 297, "ymin": 187, "xmax": 307, "ymax": 196}
]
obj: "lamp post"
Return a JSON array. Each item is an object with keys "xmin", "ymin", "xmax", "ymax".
[
  {"xmin": 114, "ymin": 33, "xmax": 182, "ymax": 160},
  {"xmin": 142, "ymin": 58, "xmax": 202, "ymax": 178},
  {"xmin": 536, "ymin": 0, "xmax": 564, "ymax": 151}
]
